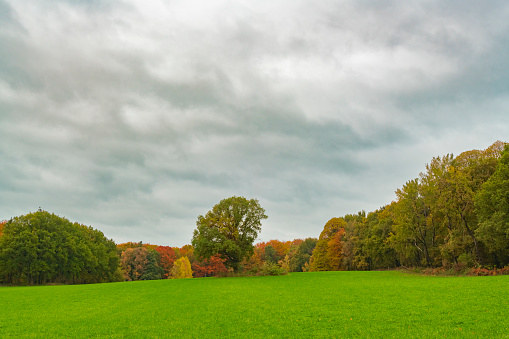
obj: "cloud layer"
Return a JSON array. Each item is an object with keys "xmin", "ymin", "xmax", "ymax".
[{"xmin": 1, "ymin": 0, "xmax": 508, "ymax": 246}]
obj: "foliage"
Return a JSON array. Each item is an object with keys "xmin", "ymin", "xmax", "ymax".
[
  {"xmin": 0, "ymin": 220, "xmax": 6, "ymax": 238},
  {"xmin": 171, "ymin": 256, "xmax": 193, "ymax": 279},
  {"xmin": 192, "ymin": 196, "xmax": 267, "ymax": 272},
  {"xmin": 259, "ymin": 261, "xmax": 287, "ymax": 276},
  {"xmin": 475, "ymin": 144, "xmax": 509, "ymax": 266},
  {"xmin": 154, "ymin": 246, "xmax": 177, "ymax": 278},
  {"xmin": 310, "ymin": 141, "xmax": 507, "ymax": 272},
  {"xmin": 192, "ymin": 255, "xmax": 228, "ymax": 277},
  {"xmin": 0, "ymin": 210, "xmax": 120, "ymax": 285},
  {"xmin": 120, "ymin": 247, "xmax": 162, "ymax": 281},
  {"xmin": 310, "ymin": 218, "xmax": 346, "ymax": 271},
  {"xmin": 288, "ymin": 238, "xmax": 317, "ymax": 272}
]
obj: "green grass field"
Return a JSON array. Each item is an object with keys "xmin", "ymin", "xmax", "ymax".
[{"xmin": 1, "ymin": 271, "xmax": 508, "ymax": 338}]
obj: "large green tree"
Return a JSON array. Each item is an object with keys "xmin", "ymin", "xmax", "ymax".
[
  {"xmin": 192, "ymin": 196, "xmax": 267, "ymax": 272},
  {"xmin": 0, "ymin": 210, "xmax": 120, "ymax": 285},
  {"xmin": 475, "ymin": 144, "xmax": 509, "ymax": 266}
]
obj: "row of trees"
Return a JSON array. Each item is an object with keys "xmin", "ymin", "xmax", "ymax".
[
  {"xmin": 2, "ymin": 141, "xmax": 506, "ymax": 285},
  {"xmin": 116, "ymin": 242, "xmax": 225, "ymax": 280},
  {"xmin": 309, "ymin": 141, "xmax": 509, "ymax": 271},
  {"xmin": 0, "ymin": 197, "xmax": 311, "ymax": 285},
  {"xmin": 115, "ymin": 237, "xmax": 319, "ymax": 281}
]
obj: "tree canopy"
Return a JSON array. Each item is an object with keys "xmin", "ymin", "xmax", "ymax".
[
  {"xmin": 0, "ymin": 210, "xmax": 120, "ymax": 285},
  {"xmin": 192, "ymin": 196, "xmax": 267, "ymax": 272},
  {"xmin": 309, "ymin": 141, "xmax": 508, "ymax": 271}
]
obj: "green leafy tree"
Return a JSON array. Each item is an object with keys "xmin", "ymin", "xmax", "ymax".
[
  {"xmin": 192, "ymin": 196, "xmax": 267, "ymax": 272},
  {"xmin": 391, "ymin": 179, "xmax": 434, "ymax": 266},
  {"xmin": 263, "ymin": 245, "xmax": 278, "ymax": 263},
  {"xmin": 475, "ymin": 144, "xmax": 509, "ymax": 266},
  {"xmin": 0, "ymin": 210, "xmax": 119, "ymax": 285},
  {"xmin": 289, "ymin": 238, "xmax": 318, "ymax": 272}
]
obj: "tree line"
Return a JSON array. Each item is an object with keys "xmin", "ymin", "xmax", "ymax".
[
  {"xmin": 1, "ymin": 141, "xmax": 507, "ymax": 285},
  {"xmin": 309, "ymin": 141, "xmax": 509, "ymax": 271}
]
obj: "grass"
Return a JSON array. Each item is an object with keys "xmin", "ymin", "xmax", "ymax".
[{"xmin": 1, "ymin": 271, "xmax": 508, "ymax": 338}]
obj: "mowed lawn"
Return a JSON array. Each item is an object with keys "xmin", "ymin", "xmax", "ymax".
[{"xmin": 1, "ymin": 271, "xmax": 508, "ymax": 338}]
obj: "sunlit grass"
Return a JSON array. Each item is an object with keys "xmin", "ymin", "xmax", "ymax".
[{"xmin": 1, "ymin": 271, "xmax": 508, "ymax": 337}]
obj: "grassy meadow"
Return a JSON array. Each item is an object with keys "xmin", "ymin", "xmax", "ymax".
[{"xmin": 1, "ymin": 271, "xmax": 508, "ymax": 338}]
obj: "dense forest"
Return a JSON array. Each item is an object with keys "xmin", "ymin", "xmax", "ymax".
[
  {"xmin": 309, "ymin": 140, "xmax": 509, "ymax": 272},
  {"xmin": 1, "ymin": 141, "xmax": 507, "ymax": 285}
]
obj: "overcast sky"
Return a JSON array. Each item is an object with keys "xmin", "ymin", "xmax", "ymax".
[{"xmin": 1, "ymin": 0, "xmax": 508, "ymax": 246}]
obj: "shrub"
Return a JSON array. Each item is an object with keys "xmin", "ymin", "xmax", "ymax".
[{"xmin": 259, "ymin": 262, "xmax": 287, "ymax": 276}]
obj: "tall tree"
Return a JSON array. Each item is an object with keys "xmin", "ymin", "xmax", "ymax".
[
  {"xmin": 475, "ymin": 144, "xmax": 509, "ymax": 266},
  {"xmin": 310, "ymin": 217, "xmax": 347, "ymax": 271},
  {"xmin": 391, "ymin": 179, "xmax": 434, "ymax": 266},
  {"xmin": 192, "ymin": 196, "xmax": 267, "ymax": 272}
]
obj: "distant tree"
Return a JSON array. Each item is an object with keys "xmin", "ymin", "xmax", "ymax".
[
  {"xmin": 288, "ymin": 238, "xmax": 317, "ymax": 272},
  {"xmin": 192, "ymin": 255, "xmax": 228, "ymax": 278},
  {"xmin": 310, "ymin": 218, "xmax": 347, "ymax": 271},
  {"xmin": 121, "ymin": 247, "xmax": 145, "ymax": 281},
  {"xmin": 264, "ymin": 245, "xmax": 278, "ymax": 263},
  {"xmin": 154, "ymin": 246, "xmax": 177, "ymax": 278},
  {"xmin": 192, "ymin": 196, "xmax": 267, "ymax": 272},
  {"xmin": 171, "ymin": 257, "xmax": 193, "ymax": 279}
]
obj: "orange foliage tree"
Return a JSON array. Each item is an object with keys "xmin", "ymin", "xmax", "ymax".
[
  {"xmin": 154, "ymin": 246, "xmax": 177, "ymax": 278},
  {"xmin": 120, "ymin": 247, "xmax": 161, "ymax": 281},
  {"xmin": 192, "ymin": 255, "xmax": 228, "ymax": 277},
  {"xmin": 310, "ymin": 218, "xmax": 347, "ymax": 271},
  {"xmin": 0, "ymin": 220, "xmax": 6, "ymax": 238}
]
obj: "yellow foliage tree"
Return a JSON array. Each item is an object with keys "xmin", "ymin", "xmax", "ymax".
[
  {"xmin": 171, "ymin": 256, "xmax": 193, "ymax": 279},
  {"xmin": 310, "ymin": 217, "xmax": 347, "ymax": 271}
]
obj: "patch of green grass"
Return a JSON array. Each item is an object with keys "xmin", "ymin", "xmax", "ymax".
[{"xmin": 1, "ymin": 271, "xmax": 508, "ymax": 338}]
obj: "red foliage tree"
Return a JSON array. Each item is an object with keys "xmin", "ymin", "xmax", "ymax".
[
  {"xmin": 0, "ymin": 220, "xmax": 6, "ymax": 238},
  {"xmin": 154, "ymin": 246, "xmax": 177, "ymax": 278},
  {"xmin": 192, "ymin": 255, "xmax": 228, "ymax": 277}
]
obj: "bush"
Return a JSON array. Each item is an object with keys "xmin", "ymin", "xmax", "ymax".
[{"xmin": 259, "ymin": 262, "xmax": 287, "ymax": 276}]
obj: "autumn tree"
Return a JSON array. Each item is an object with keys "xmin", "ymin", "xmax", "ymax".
[
  {"xmin": 120, "ymin": 247, "xmax": 162, "ymax": 281},
  {"xmin": 192, "ymin": 196, "xmax": 267, "ymax": 272},
  {"xmin": 171, "ymin": 256, "xmax": 193, "ymax": 279},
  {"xmin": 0, "ymin": 220, "xmax": 6, "ymax": 238},
  {"xmin": 192, "ymin": 255, "xmax": 228, "ymax": 277},
  {"xmin": 154, "ymin": 246, "xmax": 177, "ymax": 278},
  {"xmin": 310, "ymin": 217, "xmax": 347, "ymax": 271}
]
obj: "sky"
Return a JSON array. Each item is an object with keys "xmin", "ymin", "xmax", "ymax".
[{"xmin": 1, "ymin": 0, "xmax": 508, "ymax": 247}]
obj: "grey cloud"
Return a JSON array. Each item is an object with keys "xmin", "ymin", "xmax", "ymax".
[{"xmin": 1, "ymin": 0, "xmax": 508, "ymax": 245}]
